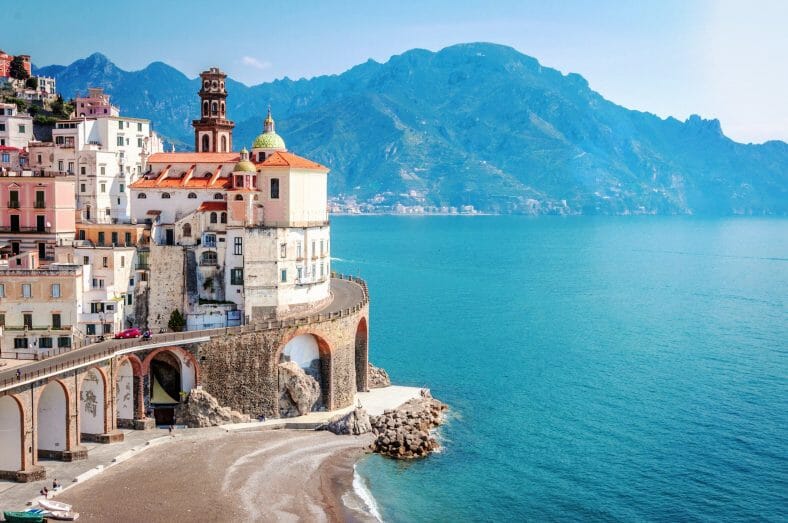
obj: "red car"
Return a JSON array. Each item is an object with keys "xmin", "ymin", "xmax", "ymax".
[{"xmin": 114, "ymin": 327, "xmax": 142, "ymax": 339}]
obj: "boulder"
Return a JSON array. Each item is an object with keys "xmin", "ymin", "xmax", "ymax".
[
  {"xmin": 367, "ymin": 363, "xmax": 391, "ymax": 388},
  {"xmin": 325, "ymin": 407, "xmax": 373, "ymax": 435},
  {"xmin": 175, "ymin": 388, "xmax": 250, "ymax": 428},
  {"xmin": 278, "ymin": 361, "xmax": 321, "ymax": 417}
]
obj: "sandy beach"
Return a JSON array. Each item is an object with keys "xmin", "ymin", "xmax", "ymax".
[{"xmin": 56, "ymin": 430, "xmax": 377, "ymax": 522}]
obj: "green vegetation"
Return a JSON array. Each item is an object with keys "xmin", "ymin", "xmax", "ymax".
[
  {"xmin": 167, "ymin": 309, "xmax": 186, "ymax": 332},
  {"xmin": 9, "ymin": 56, "xmax": 29, "ymax": 80},
  {"xmin": 25, "ymin": 77, "xmax": 38, "ymax": 90}
]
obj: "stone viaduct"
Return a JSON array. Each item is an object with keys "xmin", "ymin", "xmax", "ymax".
[{"xmin": 0, "ymin": 275, "xmax": 369, "ymax": 482}]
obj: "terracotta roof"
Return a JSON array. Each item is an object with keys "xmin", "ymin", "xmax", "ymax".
[
  {"xmin": 197, "ymin": 201, "xmax": 227, "ymax": 212},
  {"xmin": 0, "ymin": 146, "xmax": 21, "ymax": 152},
  {"xmin": 148, "ymin": 152, "xmax": 240, "ymax": 164},
  {"xmin": 146, "ymin": 210, "xmax": 161, "ymax": 215},
  {"xmin": 130, "ymin": 174, "xmax": 231, "ymax": 190},
  {"xmin": 258, "ymin": 151, "xmax": 327, "ymax": 170}
]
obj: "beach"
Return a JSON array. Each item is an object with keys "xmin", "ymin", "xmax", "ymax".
[{"xmin": 57, "ymin": 430, "xmax": 377, "ymax": 522}]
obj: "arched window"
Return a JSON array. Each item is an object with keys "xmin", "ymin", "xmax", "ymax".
[
  {"xmin": 161, "ymin": 192, "xmax": 171, "ymax": 199},
  {"xmin": 203, "ymin": 172, "xmax": 212, "ymax": 178},
  {"xmin": 137, "ymin": 193, "xmax": 147, "ymax": 199},
  {"xmin": 182, "ymin": 223, "xmax": 191, "ymax": 237},
  {"xmin": 220, "ymin": 135, "xmax": 227, "ymax": 152},
  {"xmin": 203, "ymin": 100, "xmax": 208, "ymax": 116},
  {"xmin": 187, "ymin": 192, "xmax": 197, "ymax": 199},
  {"xmin": 203, "ymin": 80, "xmax": 209, "ymax": 89},
  {"xmin": 201, "ymin": 134, "xmax": 210, "ymax": 152},
  {"xmin": 221, "ymin": 102, "xmax": 225, "ymax": 116},
  {"xmin": 220, "ymin": 212, "xmax": 227, "ymax": 224},
  {"xmin": 257, "ymin": 152, "xmax": 265, "ymax": 162},
  {"xmin": 213, "ymin": 193, "xmax": 223, "ymax": 200},
  {"xmin": 200, "ymin": 251, "xmax": 217, "ymax": 266},
  {"xmin": 211, "ymin": 101, "xmax": 217, "ymax": 114},
  {"xmin": 210, "ymin": 212, "xmax": 217, "ymax": 224},
  {"xmin": 234, "ymin": 194, "xmax": 243, "ymax": 201}
]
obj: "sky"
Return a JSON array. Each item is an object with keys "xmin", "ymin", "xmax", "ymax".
[{"xmin": 3, "ymin": 0, "xmax": 786, "ymax": 143}]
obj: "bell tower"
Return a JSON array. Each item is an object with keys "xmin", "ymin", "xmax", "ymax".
[{"xmin": 192, "ymin": 67, "xmax": 235, "ymax": 152}]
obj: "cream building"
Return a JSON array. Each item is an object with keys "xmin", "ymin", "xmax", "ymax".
[{"xmin": 0, "ymin": 103, "xmax": 33, "ymax": 149}]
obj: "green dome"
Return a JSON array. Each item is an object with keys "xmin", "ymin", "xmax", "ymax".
[
  {"xmin": 252, "ymin": 131, "xmax": 286, "ymax": 150},
  {"xmin": 234, "ymin": 159, "xmax": 257, "ymax": 172}
]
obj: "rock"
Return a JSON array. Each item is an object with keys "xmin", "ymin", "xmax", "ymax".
[
  {"xmin": 368, "ymin": 393, "xmax": 448, "ymax": 460},
  {"xmin": 278, "ymin": 361, "xmax": 321, "ymax": 417},
  {"xmin": 325, "ymin": 407, "xmax": 372, "ymax": 435},
  {"xmin": 175, "ymin": 388, "xmax": 250, "ymax": 428},
  {"xmin": 367, "ymin": 363, "xmax": 391, "ymax": 388}
]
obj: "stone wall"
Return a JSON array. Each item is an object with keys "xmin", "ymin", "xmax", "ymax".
[
  {"xmin": 147, "ymin": 243, "xmax": 186, "ymax": 332},
  {"xmin": 198, "ymin": 304, "xmax": 368, "ymax": 417}
]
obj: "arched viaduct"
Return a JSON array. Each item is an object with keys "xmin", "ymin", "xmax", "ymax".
[{"xmin": 0, "ymin": 276, "xmax": 369, "ymax": 482}]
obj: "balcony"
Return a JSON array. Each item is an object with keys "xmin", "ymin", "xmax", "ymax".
[
  {"xmin": 7, "ymin": 201, "xmax": 20, "ymax": 208},
  {"xmin": 135, "ymin": 263, "xmax": 150, "ymax": 271},
  {"xmin": 34, "ymin": 201, "xmax": 47, "ymax": 209},
  {"xmin": 0, "ymin": 226, "xmax": 52, "ymax": 233}
]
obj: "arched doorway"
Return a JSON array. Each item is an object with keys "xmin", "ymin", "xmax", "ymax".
[
  {"xmin": 145, "ymin": 349, "xmax": 197, "ymax": 425},
  {"xmin": 0, "ymin": 396, "xmax": 23, "ymax": 472},
  {"xmin": 355, "ymin": 318, "xmax": 369, "ymax": 392},
  {"xmin": 37, "ymin": 381, "xmax": 68, "ymax": 458},
  {"xmin": 280, "ymin": 334, "xmax": 332, "ymax": 413},
  {"xmin": 79, "ymin": 368, "xmax": 106, "ymax": 439}
]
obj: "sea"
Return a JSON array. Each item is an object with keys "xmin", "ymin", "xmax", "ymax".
[{"xmin": 330, "ymin": 216, "xmax": 787, "ymax": 522}]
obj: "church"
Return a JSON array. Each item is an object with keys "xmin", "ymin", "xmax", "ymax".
[{"xmin": 130, "ymin": 67, "xmax": 332, "ymax": 330}]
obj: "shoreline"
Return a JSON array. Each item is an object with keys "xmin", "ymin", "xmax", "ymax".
[{"xmin": 54, "ymin": 429, "xmax": 378, "ymax": 522}]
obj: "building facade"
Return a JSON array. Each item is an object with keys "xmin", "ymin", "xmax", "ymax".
[{"xmin": 0, "ymin": 103, "xmax": 33, "ymax": 149}]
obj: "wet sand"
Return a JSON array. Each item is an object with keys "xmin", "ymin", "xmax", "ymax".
[{"xmin": 57, "ymin": 430, "xmax": 377, "ymax": 522}]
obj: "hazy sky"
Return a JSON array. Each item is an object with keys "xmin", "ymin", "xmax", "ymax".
[{"xmin": 4, "ymin": 0, "xmax": 786, "ymax": 143}]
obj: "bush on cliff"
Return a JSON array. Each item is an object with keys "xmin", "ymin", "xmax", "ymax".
[{"xmin": 168, "ymin": 309, "xmax": 186, "ymax": 332}]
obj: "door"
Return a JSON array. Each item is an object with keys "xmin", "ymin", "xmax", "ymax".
[
  {"xmin": 38, "ymin": 242, "xmax": 46, "ymax": 259},
  {"xmin": 10, "ymin": 215, "xmax": 19, "ymax": 232},
  {"xmin": 165, "ymin": 229, "xmax": 174, "ymax": 246},
  {"xmin": 37, "ymin": 215, "xmax": 46, "ymax": 232}
]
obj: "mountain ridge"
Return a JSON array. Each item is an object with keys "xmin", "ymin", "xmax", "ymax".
[{"xmin": 33, "ymin": 43, "xmax": 787, "ymax": 215}]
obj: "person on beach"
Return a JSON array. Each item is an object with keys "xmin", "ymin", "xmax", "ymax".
[
  {"xmin": 169, "ymin": 425, "xmax": 174, "ymax": 436},
  {"xmin": 40, "ymin": 486, "xmax": 49, "ymax": 497},
  {"xmin": 53, "ymin": 479, "xmax": 61, "ymax": 491}
]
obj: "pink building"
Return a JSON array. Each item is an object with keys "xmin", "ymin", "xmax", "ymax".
[
  {"xmin": 0, "ymin": 50, "xmax": 31, "ymax": 78},
  {"xmin": 75, "ymin": 87, "xmax": 119, "ymax": 117},
  {"xmin": 0, "ymin": 172, "xmax": 76, "ymax": 260}
]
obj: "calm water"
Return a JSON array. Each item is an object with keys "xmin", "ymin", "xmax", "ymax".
[{"xmin": 330, "ymin": 216, "xmax": 787, "ymax": 522}]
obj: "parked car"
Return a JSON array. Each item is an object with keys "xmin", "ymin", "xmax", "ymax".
[{"xmin": 114, "ymin": 327, "xmax": 142, "ymax": 339}]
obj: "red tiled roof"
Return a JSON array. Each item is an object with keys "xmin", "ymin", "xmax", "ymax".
[
  {"xmin": 197, "ymin": 201, "xmax": 227, "ymax": 212},
  {"xmin": 258, "ymin": 151, "xmax": 327, "ymax": 170},
  {"xmin": 0, "ymin": 146, "xmax": 21, "ymax": 152},
  {"xmin": 148, "ymin": 152, "xmax": 239, "ymax": 164}
]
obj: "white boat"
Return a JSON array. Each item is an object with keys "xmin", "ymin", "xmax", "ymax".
[
  {"xmin": 37, "ymin": 500, "xmax": 72, "ymax": 512},
  {"xmin": 46, "ymin": 511, "xmax": 79, "ymax": 521}
]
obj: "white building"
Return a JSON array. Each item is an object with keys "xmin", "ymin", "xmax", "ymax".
[
  {"xmin": 0, "ymin": 102, "xmax": 33, "ymax": 149},
  {"xmin": 28, "ymin": 110, "xmax": 162, "ymax": 223}
]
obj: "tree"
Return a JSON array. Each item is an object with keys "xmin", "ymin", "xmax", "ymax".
[
  {"xmin": 25, "ymin": 77, "xmax": 38, "ymax": 90},
  {"xmin": 9, "ymin": 56, "xmax": 29, "ymax": 80},
  {"xmin": 168, "ymin": 309, "xmax": 186, "ymax": 332}
]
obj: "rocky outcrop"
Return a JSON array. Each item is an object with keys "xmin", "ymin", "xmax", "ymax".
[
  {"xmin": 369, "ymin": 390, "xmax": 447, "ymax": 459},
  {"xmin": 368, "ymin": 363, "xmax": 391, "ymax": 389},
  {"xmin": 278, "ymin": 361, "xmax": 321, "ymax": 417},
  {"xmin": 175, "ymin": 388, "xmax": 250, "ymax": 427},
  {"xmin": 325, "ymin": 407, "xmax": 373, "ymax": 435}
]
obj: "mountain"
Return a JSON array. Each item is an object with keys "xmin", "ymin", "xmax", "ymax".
[{"xmin": 34, "ymin": 44, "xmax": 788, "ymax": 215}]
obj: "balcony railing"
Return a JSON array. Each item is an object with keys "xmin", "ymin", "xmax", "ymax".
[
  {"xmin": 0, "ymin": 226, "xmax": 52, "ymax": 233},
  {"xmin": 7, "ymin": 201, "xmax": 20, "ymax": 208},
  {"xmin": 135, "ymin": 263, "xmax": 150, "ymax": 270},
  {"xmin": 34, "ymin": 201, "xmax": 47, "ymax": 208}
]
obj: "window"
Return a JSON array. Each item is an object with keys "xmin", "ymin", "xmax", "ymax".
[
  {"xmin": 125, "ymin": 232, "xmax": 132, "ymax": 245},
  {"xmin": 117, "ymin": 136, "xmax": 124, "ymax": 146},
  {"xmin": 120, "ymin": 255, "xmax": 125, "ymax": 267},
  {"xmin": 90, "ymin": 302, "xmax": 104, "ymax": 313},
  {"xmin": 204, "ymin": 234, "xmax": 216, "ymax": 247},
  {"xmin": 80, "ymin": 183, "xmax": 86, "ymax": 193},
  {"xmin": 127, "ymin": 294, "xmax": 133, "ymax": 305},
  {"xmin": 280, "ymin": 269, "xmax": 287, "ymax": 283},
  {"xmin": 23, "ymin": 313, "xmax": 32, "ymax": 328},
  {"xmin": 138, "ymin": 122, "xmax": 143, "ymax": 132},
  {"xmin": 112, "ymin": 232, "xmax": 118, "ymax": 245},
  {"xmin": 98, "ymin": 232, "xmax": 105, "ymax": 246},
  {"xmin": 58, "ymin": 160, "xmax": 64, "ymax": 171},
  {"xmin": 92, "ymin": 278, "xmax": 105, "ymax": 289},
  {"xmin": 296, "ymin": 241, "xmax": 302, "ymax": 259},
  {"xmin": 58, "ymin": 336, "xmax": 71, "ymax": 348},
  {"xmin": 105, "ymin": 303, "xmax": 115, "ymax": 312},
  {"xmin": 234, "ymin": 237, "xmax": 242, "ymax": 255},
  {"xmin": 100, "ymin": 165, "xmax": 106, "ymax": 175},
  {"xmin": 220, "ymin": 212, "xmax": 227, "ymax": 224},
  {"xmin": 22, "ymin": 284, "xmax": 32, "ymax": 298},
  {"xmin": 39, "ymin": 337, "xmax": 53, "ymax": 349},
  {"xmin": 100, "ymin": 182, "xmax": 106, "ymax": 193},
  {"xmin": 213, "ymin": 193, "xmax": 223, "ymax": 200},
  {"xmin": 270, "ymin": 178, "xmax": 280, "ymax": 199},
  {"xmin": 200, "ymin": 251, "xmax": 218, "ymax": 266},
  {"xmin": 83, "ymin": 256, "xmax": 89, "ymax": 265},
  {"xmin": 0, "ymin": 283, "xmax": 4, "ymax": 297},
  {"xmin": 51, "ymin": 284, "xmax": 61, "ymax": 298},
  {"xmin": 102, "ymin": 256, "xmax": 108, "ymax": 268},
  {"xmin": 234, "ymin": 194, "xmax": 243, "ymax": 201},
  {"xmin": 52, "ymin": 314, "xmax": 61, "ymax": 329},
  {"xmin": 320, "ymin": 262, "xmax": 324, "ymax": 277},
  {"xmin": 119, "ymin": 183, "xmax": 125, "ymax": 193},
  {"xmin": 297, "ymin": 266, "xmax": 303, "ymax": 280},
  {"xmin": 182, "ymin": 223, "xmax": 192, "ymax": 237},
  {"xmin": 137, "ymin": 138, "xmax": 143, "ymax": 147},
  {"xmin": 320, "ymin": 240, "xmax": 325, "ymax": 255},
  {"xmin": 86, "ymin": 324, "xmax": 96, "ymax": 335},
  {"xmin": 0, "ymin": 313, "xmax": 4, "ymax": 326},
  {"xmin": 280, "ymin": 243, "xmax": 287, "ymax": 258},
  {"xmin": 210, "ymin": 212, "xmax": 217, "ymax": 224},
  {"xmin": 14, "ymin": 338, "xmax": 28, "ymax": 349},
  {"xmin": 230, "ymin": 268, "xmax": 244, "ymax": 285},
  {"xmin": 137, "ymin": 193, "xmax": 147, "ymax": 199},
  {"xmin": 18, "ymin": 124, "xmax": 25, "ymax": 133},
  {"xmin": 162, "ymin": 192, "xmax": 171, "ymax": 199},
  {"xmin": 187, "ymin": 192, "xmax": 197, "ymax": 199},
  {"xmin": 118, "ymin": 121, "xmax": 124, "ymax": 129},
  {"xmin": 2, "ymin": 153, "xmax": 10, "ymax": 162}
]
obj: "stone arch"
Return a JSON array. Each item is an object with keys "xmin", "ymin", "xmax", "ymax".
[
  {"xmin": 36, "ymin": 380, "xmax": 69, "ymax": 456},
  {"xmin": 79, "ymin": 367, "xmax": 108, "ymax": 437},
  {"xmin": 142, "ymin": 347, "xmax": 199, "ymax": 425},
  {"xmin": 277, "ymin": 331, "xmax": 334, "ymax": 412},
  {"xmin": 355, "ymin": 317, "xmax": 369, "ymax": 392},
  {"xmin": 116, "ymin": 356, "xmax": 141, "ymax": 424},
  {"xmin": 0, "ymin": 395, "xmax": 24, "ymax": 472}
]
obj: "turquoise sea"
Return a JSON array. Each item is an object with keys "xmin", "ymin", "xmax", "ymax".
[{"xmin": 331, "ymin": 216, "xmax": 787, "ymax": 522}]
